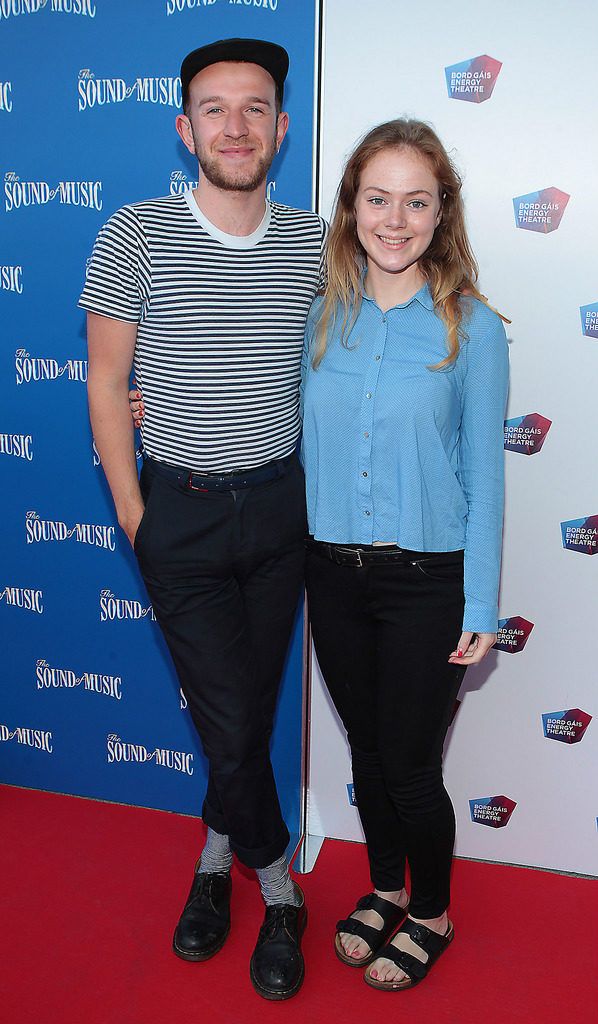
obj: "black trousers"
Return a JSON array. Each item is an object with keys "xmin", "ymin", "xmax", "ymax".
[
  {"xmin": 306, "ymin": 547, "xmax": 467, "ymax": 919},
  {"xmin": 134, "ymin": 454, "xmax": 307, "ymax": 869}
]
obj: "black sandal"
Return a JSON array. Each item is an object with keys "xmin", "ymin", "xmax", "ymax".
[
  {"xmin": 364, "ymin": 917, "xmax": 454, "ymax": 990},
  {"xmin": 334, "ymin": 893, "xmax": 408, "ymax": 967}
]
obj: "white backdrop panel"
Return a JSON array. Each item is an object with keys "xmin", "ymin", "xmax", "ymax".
[{"xmin": 308, "ymin": 0, "xmax": 598, "ymax": 875}]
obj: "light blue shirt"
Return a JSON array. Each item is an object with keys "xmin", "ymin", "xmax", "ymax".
[{"xmin": 301, "ymin": 284, "xmax": 509, "ymax": 633}]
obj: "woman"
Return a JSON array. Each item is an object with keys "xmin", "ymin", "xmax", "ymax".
[{"xmin": 301, "ymin": 118, "xmax": 508, "ymax": 991}]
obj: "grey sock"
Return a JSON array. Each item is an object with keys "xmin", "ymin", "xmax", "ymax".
[
  {"xmin": 256, "ymin": 855, "xmax": 300, "ymax": 907},
  {"xmin": 197, "ymin": 827, "xmax": 233, "ymax": 875}
]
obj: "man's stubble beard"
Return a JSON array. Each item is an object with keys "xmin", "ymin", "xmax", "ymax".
[{"xmin": 192, "ymin": 125, "xmax": 278, "ymax": 194}]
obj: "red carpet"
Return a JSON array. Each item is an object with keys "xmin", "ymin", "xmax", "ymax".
[{"xmin": 2, "ymin": 785, "xmax": 596, "ymax": 1024}]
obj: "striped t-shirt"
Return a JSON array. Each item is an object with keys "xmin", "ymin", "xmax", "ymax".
[{"xmin": 79, "ymin": 191, "xmax": 327, "ymax": 471}]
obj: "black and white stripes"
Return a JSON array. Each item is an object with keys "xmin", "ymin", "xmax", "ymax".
[{"xmin": 80, "ymin": 191, "xmax": 326, "ymax": 471}]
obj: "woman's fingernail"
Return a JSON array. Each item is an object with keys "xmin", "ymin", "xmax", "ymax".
[{"xmin": 457, "ymin": 649, "xmax": 463, "ymax": 658}]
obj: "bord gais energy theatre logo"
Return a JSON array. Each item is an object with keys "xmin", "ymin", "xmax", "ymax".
[
  {"xmin": 444, "ymin": 55, "xmax": 502, "ymax": 103},
  {"xmin": 504, "ymin": 414, "xmax": 551, "ymax": 455},
  {"xmin": 513, "ymin": 187, "xmax": 570, "ymax": 233},
  {"xmin": 494, "ymin": 617, "xmax": 534, "ymax": 654},
  {"xmin": 469, "ymin": 796, "xmax": 517, "ymax": 828},
  {"xmin": 542, "ymin": 709, "xmax": 592, "ymax": 745},
  {"xmin": 561, "ymin": 515, "xmax": 598, "ymax": 555},
  {"xmin": 580, "ymin": 301, "xmax": 598, "ymax": 340}
]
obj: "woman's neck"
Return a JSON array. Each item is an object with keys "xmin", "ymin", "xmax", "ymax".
[{"xmin": 363, "ymin": 265, "xmax": 425, "ymax": 312}]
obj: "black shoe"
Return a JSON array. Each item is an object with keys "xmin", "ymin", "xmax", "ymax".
[
  {"xmin": 249, "ymin": 883, "xmax": 307, "ymax": 1001},
  {"xmin": 172, "ymin": 869, "xmax": 232, "ymax": 962}
]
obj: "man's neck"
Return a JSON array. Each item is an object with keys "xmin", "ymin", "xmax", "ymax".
[{"xmin": 193, "ymin": 178, "xmax": 267, "ymax": 237}]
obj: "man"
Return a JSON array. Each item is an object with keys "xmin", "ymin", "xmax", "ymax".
[{"xmin": 80, "ymin": 38, "xmax": 326, "ymax": 1000}]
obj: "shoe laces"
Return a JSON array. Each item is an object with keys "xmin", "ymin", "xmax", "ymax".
[{"xmin": 261, "ymin": 903, "xmax": 297, "ymax": 940}]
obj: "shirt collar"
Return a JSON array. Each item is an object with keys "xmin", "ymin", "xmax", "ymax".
[{"xmin": 361, "ymin": 280, "xmax": 434, "ymax": 312}]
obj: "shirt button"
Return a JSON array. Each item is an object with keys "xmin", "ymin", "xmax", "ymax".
[
  {"xmin": 374, "ymin": 355, "xmax": 381, "ymax": 361},
  {"xmin": 364, "ymin": 510, "xmax": 371, "ymax": 516},
  {"xmin": 362, "ymin": 471, "xmax": 368, "ymax": 477},
  {"xmin": 366, "ymin": 392, "xmax": 372, "ymax": 399},
  {"xmin": 364, "ymin": 432, "xmax": 369, "ymax": 438},
  {"xmin": 382, "ymin": 317, "xmax": 386, "ymax": 324}
]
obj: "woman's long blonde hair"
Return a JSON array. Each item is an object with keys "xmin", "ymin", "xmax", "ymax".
[{"xmin": 314, "ymin": 118, "xmax": 508, "ymax": 369}]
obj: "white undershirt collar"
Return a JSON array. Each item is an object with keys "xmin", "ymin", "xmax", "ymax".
[{"xmin": 183, "ymin": 189, "xmax": 271, "ymax": 249}]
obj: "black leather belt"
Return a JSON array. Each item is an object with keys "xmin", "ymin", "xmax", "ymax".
[
  {"xmin": 144, "ymin": 453, "xmax": 295, "ymax": 492},
  {"xmin": 307, "ymin": 539, "xmax": 429, "ymax": 567}
]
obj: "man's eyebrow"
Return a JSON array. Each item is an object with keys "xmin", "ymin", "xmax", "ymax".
[
  {"xmin": 362, "ymin": 185, "xmax": 435, "ymax": 197},
  {"xmin": 198, "ymin": 95, "xmax": 272, "ymax": 107}
]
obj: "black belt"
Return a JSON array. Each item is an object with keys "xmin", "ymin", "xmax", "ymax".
[
  {"xmin": 307, "ymin": 539, "xmax": 456, "ymax": 568},
  {"xmin": 144, "ymin": 453, "xmax": 295, "ymax": 492}
]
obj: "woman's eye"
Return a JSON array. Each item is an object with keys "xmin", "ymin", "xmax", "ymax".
[
  {"xmin": 408, "ymin": 200, "xmax": 426, "ymax": 210},
  {"xmin": 368, "ymin": 197, "xmax": 385, "ymax": 206}
]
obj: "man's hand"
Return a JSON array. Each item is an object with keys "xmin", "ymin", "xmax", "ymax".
[
  {"xmin": 448, "ymin": 632, "xmax": 496, "ymax": 666},
  {"xmin": 119, "ymin": 501, "xmax": 145, "ymax": 549}
]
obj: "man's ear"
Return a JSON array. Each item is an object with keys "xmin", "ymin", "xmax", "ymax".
[
  {"xmin": 176, "ymin": 114, "xmax": 196, "ymax": 156},
  {"xmin": 275, "ymin": 111, "xmax": 289, "ymax": 152}
]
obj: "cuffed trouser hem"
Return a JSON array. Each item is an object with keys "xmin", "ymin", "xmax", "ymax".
[
  {"xmin": 229, "ymin": 830, "xmax": 290, "ymax": 870},
  {"xmin": 201, "ymin": 802, "xmax": 290, "ymax": 870}
]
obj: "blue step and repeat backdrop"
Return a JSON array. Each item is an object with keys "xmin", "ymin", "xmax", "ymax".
[{"xmin": 0, "ymin": 0, "xmax": 318, "ymax": 835}]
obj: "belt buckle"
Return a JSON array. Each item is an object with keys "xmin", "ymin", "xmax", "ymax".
[
  {"xmin": 186, "ymin": 472, "xmax": 209, "ymax": 493},
  {"xmin": 354, "ymin": 548, "xmax": 363, "ymax": 568}
]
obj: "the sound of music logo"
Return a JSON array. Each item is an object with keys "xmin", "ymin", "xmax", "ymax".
[
  {"xmin": 0, "ymin": 1, "xmax": 96, "ymax": 20},
  {"xmin": 4, "ymin": 172, "xmax": 102, "ymax": 212},
  {"xmin": 106, "ymin": 734, "xmax": 194, "ymax": 775},
  {"xmin": 78, "ymin": 69, "xmax": 182, "ymax": 111},
  {"xmin": 36, "ymin": 660, "xmax": 123, "ymax": 700},
  {"xmin": 99, "ymin": 590, "xmax": 156, "ymax": 622},
  {"xmin": 0, "ymin": 724, "xmax": 53, "ymax": 752}
]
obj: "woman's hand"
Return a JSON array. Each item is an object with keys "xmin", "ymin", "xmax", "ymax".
[
  {"xmin": 129, "ymin": 384, "xmax": 144, "ymax": 428},
  {"xmin": 448, "ymin": 632, "xmax": 496, "ymax": 666}
]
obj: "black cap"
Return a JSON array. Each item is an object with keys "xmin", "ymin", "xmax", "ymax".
[{"xmin": 180, "ymin": 37, "xmax": 289, "ymax": 110}]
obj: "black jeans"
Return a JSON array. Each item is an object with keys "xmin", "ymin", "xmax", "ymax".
[
  {"xmin": 306, "ymin": 546, "xmax": 467, "ymax": 919},
  {"xmin": 134, "ymin": 454, "xmax": 307, "ymax": 869}
]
